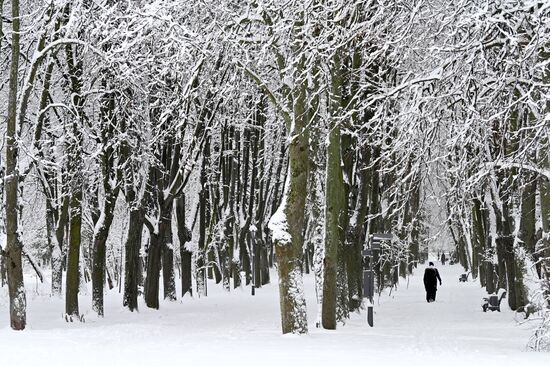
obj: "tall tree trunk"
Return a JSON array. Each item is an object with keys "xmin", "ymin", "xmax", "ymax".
[
  {"xmin": 91, "ymin": 191, "xmax": 119, "ymax": 316},
  {"xmin": 540, "ymin": 50, "xmax": 550, "ymax": 305},
  {"xmin": 5, "ymin": 0, "xmax": 26, "ymax": 330},
  {"xmin": 270, "ymin": 18, "xmax": 309, "ymax": 333},
  {"xmin": 176, "ymin": 195, "xmax": 192, "ymax": 297},
  {"xmin": 161, "ymin": 201, "xmax": 177, "ymax": 301},
  {"xmin": 197, "ymin": 135, "xmax": 211, "ymax": 296},
  {"xmin": 65, "ymin": 186, "xmax": 82, "ymax": 317},
  {"xmin": 322, "ymin": 49, "xmax": 346, "ymax": 330}
]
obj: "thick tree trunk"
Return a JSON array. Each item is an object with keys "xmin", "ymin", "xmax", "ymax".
[
  {"xmin": 65, "ymin": 189, "xmax": 82, "ymax": 317},
  {"xmin": 540, "ymin": 166, "xmax": 550, "ymax": 305},
  {"xmin": 271, "ymin": 30, "xmax": 309, "ymax": 334},
  {"xmin": 539, "ymin": 50, "xmax": 550, "ymax": 305},
  {"xmin": 4, "ymin": 0, "xmax": 26, "ymax": 331},
  {"xmin": 91, "ymin": 194, "xmax": 118, "ymax": 316},
  {"xmin": 519, "ymin": 175, "xmax": 537, "ymax": 255},
  {"xmin": 144, "ymin": 232, "xmax": 162, "ymax": 309},
  {"xmin": 123, "ymin": 208, "xmax": 144, "ymax": 311},
  {"xmin": 322, "ymin": 63, "xmax": 345, "ymax": 330}
]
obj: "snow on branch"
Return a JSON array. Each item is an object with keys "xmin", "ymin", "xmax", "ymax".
[{"xmin": 234, "ymin": 58, "xmax": 292, "ymax": 127}]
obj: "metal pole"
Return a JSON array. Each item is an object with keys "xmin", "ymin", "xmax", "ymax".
[
  {"xmin": 251, "ymin": 228, "xmax": 256, "ymax": 296},
  {"xmin": 368, "ymin": 235, "xmax": 374, "ymax": 327}
]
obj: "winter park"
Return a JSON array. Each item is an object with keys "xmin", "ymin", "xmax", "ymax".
[{"xmin": 1, "ymin": 0, "xmax": 550, "ymax": 365}]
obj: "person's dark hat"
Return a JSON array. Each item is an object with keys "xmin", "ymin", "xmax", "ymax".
[{"xmin": 429, "ymin": 262, "xmax": 434, "ymax": 266}]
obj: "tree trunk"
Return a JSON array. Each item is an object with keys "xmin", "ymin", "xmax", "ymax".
[
  {"xmin": 176, "ymin": 195, "xmax": 192, "ymax": 298},
  {"xmin": 47, "ymin": 200, "xmax": 62, "ymax": 296},
  {"xmin": 322, "ymin": 49, "xmax": 346, "ymax": 330},
  {"xmin": 540, "ymin": 163, "xmax": 550, "ymax": 306},
  {"xmin": 65, "ymin": 188, "xmax": 82, "ymax": 317},
  {"xmin": 519, "ymin": 175, "xmax": 537, "ymax": 255},
  {"xmin": 123, "ymin": 207, "xmax": 144, "ymax": 311},
  {"xmin": 4, "ymin": 0, "xmax": 26, "ymax": 331},
  {"xmin": 271, "ymin": 22, "xmax": 309, "ymax": 333},
  {"xmin": 161, "ymin": 202, "xmax": 177, "ymax": 301},
  {"xmin": 197, "ymin": 135, "xmax": 211, "ymax": 296},
  {"xmin": 471, "ymin": 198, "xmax": 485, "ymax": 280},
  {"xmin": 92, "ymin": 195, "xmax": 118, "ymax": 316},
  {"xmin": 144, "ymin": 231, "xmax": 162, "ymax": 309}
]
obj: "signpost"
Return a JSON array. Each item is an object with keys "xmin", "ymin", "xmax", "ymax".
[{"xmin": 363, "ymin": 232, "xmax": 392, "ymax": 327}]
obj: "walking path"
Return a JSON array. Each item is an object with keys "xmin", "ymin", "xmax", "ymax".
[{"xmin": 0, "ymin": 262, "xmax": 548, "ymax": 365}]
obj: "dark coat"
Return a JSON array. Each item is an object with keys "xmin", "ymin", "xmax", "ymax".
[{"xmin": 423, "ymin": 267, "xmax": 442, "ymax": 290}]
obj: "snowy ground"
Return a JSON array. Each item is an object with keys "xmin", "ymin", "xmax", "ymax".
[{"xmin": 1, "ymin": 263, "xmax": 548, "ymax": 365}]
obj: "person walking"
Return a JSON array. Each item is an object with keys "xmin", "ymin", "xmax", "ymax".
[
  {"xmin": 423, "ymin": 262, "xmax": 442, "ymax": 303},
  {"xmin": 441, "ymin": 252, "xmax": 446, "ymax": 265}
]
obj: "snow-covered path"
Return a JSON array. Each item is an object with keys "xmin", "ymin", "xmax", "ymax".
[{"xmin": 0, "ymin": 263, "xmax": 548, "ymax": 365}]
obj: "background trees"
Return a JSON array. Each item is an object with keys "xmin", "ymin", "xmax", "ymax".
[{"xmin": 0, "ymin": 0, "xmax": 548, "ymax": 348}]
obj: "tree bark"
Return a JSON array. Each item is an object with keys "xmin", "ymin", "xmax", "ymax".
[
  {"xmin": 65, "ymin": 187, "xmax": 82, "ymax": 317},
  {"xmin": 91, "ymin": 192, "xmax": 119, "ymax": 316},
  {"xmin": 5, "ymin": 0, "xmax": 26, "ymax": 330},
  {"xmin": 176, "ymin": 195, "xmax": 192, "ymax": 298},
  {"xmin": 144, "ymin": 231, "xmax": 162, "ymax": 309},
  {"xmin": 322, "ymin": 49, "xmax": 346, "ymax": 330},
  {"xmin": 519, "ymin": 175, "xmax": 537, "ymax": 255},
  {"xmin": 161, "ymin": 201, "xmax": 177, "ymax": 301},
  {"xmin": 123, "ymin": 207, "xmax": 144, "ymax": 311},
  {"xmin": 271, "ymin": 16, "xmax": 309, "ymax": 333}
]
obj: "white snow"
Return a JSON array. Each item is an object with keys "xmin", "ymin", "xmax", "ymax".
[
  {"xmin": 0, "ymin": 264, "xmax": 548, "ymax": 365},
  {"xmin": 268, "ymin": 170, "xmax": 292, "ymax": 245}
]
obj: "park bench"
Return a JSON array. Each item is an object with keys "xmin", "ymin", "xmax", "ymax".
[
  {"xmin": 482, "ymin": 290, "xmax": 506, "ymax": 312},
  {"xmin": 458, "ymin": 273, "xmax": 470, "ymax": 282}
]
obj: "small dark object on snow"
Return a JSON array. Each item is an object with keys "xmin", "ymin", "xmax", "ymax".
[
  {"xmin": 482, "ymin": 290, "xmax": 506, "ymax": 312},
  {"xmin": 516, "ymin": 303, "xmax": 540, "ymax": 319},
  {"xmin": 459, "ymin": 273, "xmax": 470, "ymax": 282}
]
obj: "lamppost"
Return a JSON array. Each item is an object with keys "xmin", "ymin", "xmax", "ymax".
[{"xmin": 250, "ymin": 224, "xmax": 257, "ymax": 296}]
